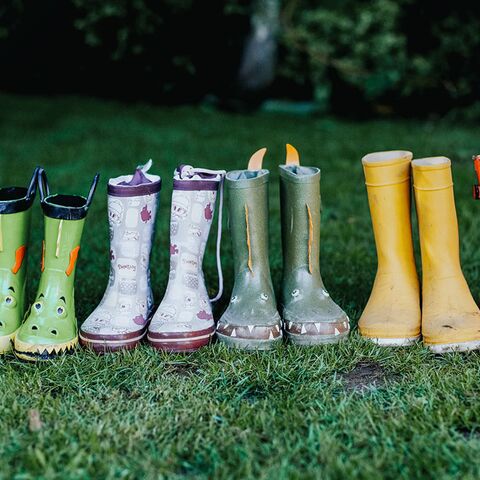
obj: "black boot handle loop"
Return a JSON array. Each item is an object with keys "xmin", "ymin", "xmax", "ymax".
[
  {"xmin": 86, "ymin": 173, "xmax": 100, "ymax": 208},
  {"xmin": 37, "ymin": 168, "xmax": 50, "ymax": 202},
  {"xmin": 26, "ymin": 166, "xmax": 41, "ymax": 201}
]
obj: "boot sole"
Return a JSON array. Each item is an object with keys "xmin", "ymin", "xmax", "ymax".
[
  {"xmin": 0, "ymin": 327, "xmax": 20, "ymax": 354},
  {"xmin": 147, "ymin": 326, "xmax": 214, "ymax": 352},
  {"xmin": 366, "ymin": 336, "xmax": 421, "ymax": 347},
  {"xmin": 79, "ymin": 330, "xmax": 146, "ymax": 354},
  {"xmin": 427, "ymin": 340, "xmax": 480, "ymax": 354},
  {"xmin": 13, "ymin": 337, "xmax": 78, "ymax": 362},
  {"xmin": 216, "ymin": 332, "xmax": 283, "ymax": 350},
  {"xmin": 286, "ymin": 330, "xmax": 349, "ymax": 346}
]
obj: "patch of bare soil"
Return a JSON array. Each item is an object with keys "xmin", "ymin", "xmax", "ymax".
[{"xmin": 342, "ymin": 360, "xmax": 398, "ymax": 392}]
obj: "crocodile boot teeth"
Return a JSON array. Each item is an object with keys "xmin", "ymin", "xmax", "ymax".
[
  {"xmin": 0, "ymin": 168, "xmax": 38, "ymax": 353},
  {"xmin": 280, "ymin": 144, "xmax": 349, "ymax": 345},
  {"xmin": 14, "ymin": 168, "xmax": 99, "ymax": 361},
  {"xmin": 217, "ymin": 148, "xmax": 282, "ymax": 350}
]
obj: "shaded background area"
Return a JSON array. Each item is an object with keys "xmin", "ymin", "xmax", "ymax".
[{"xmin": 1, "ymin": 0, "xmax": 480, "ymax": 118}]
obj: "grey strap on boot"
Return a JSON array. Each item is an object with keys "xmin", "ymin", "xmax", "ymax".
[
  {"xmin": 217, "ymin": 148, "xmax": 282, "ymax": 350},
  {"xmin": 280, "ymin": 144, "xmax": 350, "ymax": 345}
]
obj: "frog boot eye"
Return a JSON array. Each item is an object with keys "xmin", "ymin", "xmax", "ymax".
[
  {"xmin": 14, "ymin": 169, "xmax": 99, "ymax": 361},
  {"xmin": 80, "ymin": 160, "xmax": 161, "ymax": 353},
  {"xmin": 216, "ymin": 148, "xmax": 282, "ymax": 350},
  {"xmin": 147, "ymin": 165, "xmax": 225, "ymax": 352},
  {"xmin": 0, "ymin": 168, "xmax": 38, "ymax": 353},
  {"xmin": 358, "ymin": 151, "xmax": 421, "ymax": 346},
  {"xmin": 280, "ymin": 145, "xmax": 349, "ymax": 345},
  {"xmin": 413, "ymin": 157, "xmax": 480, "ymax": 353}
]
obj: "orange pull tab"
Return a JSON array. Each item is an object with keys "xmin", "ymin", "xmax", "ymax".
[
  {"xmin": 65, "ymin": 246, "xmax": 80, "ymax": 276},
  {"xmin": 41, "ymin": 241, "xmax": 45, "ymax": 272},
  {"xmin": 248, "ymin": 148, "xmax": 267, "ymax": 170},
  {"xmin": 286, "ymin": 144, "xmax": 300, "ymax": 166},
  {"xmin": 11, "ymin": 245, "xmax": 26, "ymax": 274},
  {"xmin": 474, "ymin": 155, "xmax": 480, "ymax": 184},
  {"xmin": 473, "ymin": 155, "xmax": 480, "ymax": 199}
]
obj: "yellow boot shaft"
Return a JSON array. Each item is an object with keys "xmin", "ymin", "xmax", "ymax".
[
  {"xmin": 359, "ymin": 151, "xmax": 421, "ymax": 342},
  {"xmin": 413, "ymin": 157, "xmax": 480, "ymax": 350}
]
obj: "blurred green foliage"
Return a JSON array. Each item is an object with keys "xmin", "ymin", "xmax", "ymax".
[
  {"xmin": 1, "ymin": 0, "xmax": 479, "ymax": 115},
  {"xmin": 279, "ymin": 0, "xmax": 480, "ymax": 115}
]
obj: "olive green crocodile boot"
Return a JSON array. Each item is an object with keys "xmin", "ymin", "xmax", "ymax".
[
  {"xmin": 217, "ymin": 148, "xmax": 282, "ymax": 349},
  {"xmin": 280, "ymin": 144, "xmax": 349, "ymax": 345},
  {"xmin": 14, "ymin": 169, "xmax": 99, "ymax": 361},
  {"xmin": 0, "ymin": 168, "xmax": 38, "ymax": 353}
]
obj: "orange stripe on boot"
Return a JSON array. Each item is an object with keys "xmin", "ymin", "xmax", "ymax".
[
  {"xmin": 66, "ymin": 246, "xmax": 80, "ymax": 276},
  {"xmin": 41, "ymin": 240, "xmax": 45, "ymax": 272},
  {"xmin": 11, "ymin": 245, "xmax": 26, "ymax": 274}
]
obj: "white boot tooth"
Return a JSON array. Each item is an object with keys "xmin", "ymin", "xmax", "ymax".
[
  {"xmin": 231, "ymin": 328, "xmax": 237, "ymax": 338},
  {"xmin": 247, "ymin": 325, "xmax": 254, "ymax": 334},
  {"xmin": 334, "ymin": 328, "xmax": 340, "ymax": 336},
  {"xmin": 288, "ymin": 321, "xmax": 293, "ymax": 330},
  {"xmin": 275, "ymin": 324, "xmax": 280, "ymax": 332},
  {"xmin": 315, "ymin": 322, "xmax": 321, "ymax": 332},
  {"xmin": 301, "ymin": 324, "xmax": 307, "ymax": 334},
  {"xmin": 269, "ymin": 330, "xmax": 274, "ymax": 340}
]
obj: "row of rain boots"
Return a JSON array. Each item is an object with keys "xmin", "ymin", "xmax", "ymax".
[
  {"xmin": 81, "ymin": 148, "xmax": 350, "ymax": 354},
  {"xmin": 0, "ymin": 168, "xmax": 99, "ymax": 360},
  {"xmin": 0, "ymin": 147, "xmax": 348, "ymax": 359},
  {"xmin": 359, "ymin": 151, "xmax": 480, "ymax": 353}
]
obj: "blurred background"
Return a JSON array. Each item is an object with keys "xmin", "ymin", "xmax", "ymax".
[{"xmin": 1, "ymin": 0, "xmax": 480, "ymax": 119}]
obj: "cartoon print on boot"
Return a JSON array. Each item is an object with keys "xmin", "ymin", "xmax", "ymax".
[
  {"xmin": 109, "ymin": 199, "xmax": 124, "ymax": 226},
  {"xmin": 172, "ymin": 195, "xmax": 189, "ymax": 219},
  {"xmin": 148, "ymin": 164, "xmax": 225, "ymax": 352}
]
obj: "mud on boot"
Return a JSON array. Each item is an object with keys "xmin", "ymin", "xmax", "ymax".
[
  {"xmin": 0, "ymin": 168, "xmax": 38, "ymax": 354},
  {"xmin": 216, "ymin": 148, "xmax": 282, "ymax": 350},
  {"xmin": 80, "ymin": 161, "xmax": 161, "ymax": 353},
  {"xmin": 14, "ymin": 169, "xmax": 99, "ymax": 361},
  {"xmin": 413, "ymin": 157, "xmax": 480, "ymax": 353},
  {"xmin": 147, "ymin": 165, "xmax": 225, "ymax": 352},
  {"xmin": 280, "ymin": 145, "xmax": 349, "ymax": 345}
]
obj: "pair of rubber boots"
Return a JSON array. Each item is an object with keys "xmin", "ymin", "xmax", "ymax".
[
  {"xmin": 80, "ymin": 161, "xmax": 225, "ymax": 353},
  {"xmin": 0, "ymin": 168, "xmax": 99, "ymax": 360},
  {"xmin": 359, "ymin": 151, "xmax": 480, "ymax": 353},
  {"xmin": 216, "ymin": 145, "xmax": 350, "ymax": 350}
]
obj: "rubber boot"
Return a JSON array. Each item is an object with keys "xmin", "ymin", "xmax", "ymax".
[
  {"xmin": 14, "ymin": 169, "xmax": 99, "ymax": 361},
  {"xmin": 80, "ymin": 161, "xmax": 161, "ymax": 353},
  {"xmin": 280, "ymin": 145, "xmax": 349, "ymax": 345},
  {"xmin": 0, "ymin": 168, "xmax": 38, "ymax": 353},
  {"xmin": 148, "ymin": 164, "xmax": 225, "ymax": 352},
  {"xmin": 413, "ymin": 157, "xmax": 480, "ymax": 353},
  {"xmin": 359, "ymin": 151, "xmax": 421, "ymax": 346},
  {"xmin": 217, "ymin": 148, "xmax": 282, "ymax": 349}
]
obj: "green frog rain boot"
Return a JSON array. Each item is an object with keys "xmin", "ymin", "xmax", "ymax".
[
  {"xmin": 216, "ymin": 148, "xmax": 282, "ymax": 349},
  {"xmin": 0, "ymin": 168, "xmax": 39, "ymax": 353},
  {"xmin": 280, "ymin": 145, "xmax": 350, "ymax": 345},
  {"xmin": 14, "ymin": 169, "xmax": 99, "ymax": 361}
]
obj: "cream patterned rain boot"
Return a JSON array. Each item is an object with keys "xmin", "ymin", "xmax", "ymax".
[{"xmin": 80, "ymin": 161, "xmax": 161, "ymax": 353}]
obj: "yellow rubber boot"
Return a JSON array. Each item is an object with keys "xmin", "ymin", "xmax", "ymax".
[
  {"xmin": 412, "ymin": 157, "xmax": 480, "ymax": 353},
  {"xmin": 359, "ymin": 151, "xmax": 421, "ymax": 345}
]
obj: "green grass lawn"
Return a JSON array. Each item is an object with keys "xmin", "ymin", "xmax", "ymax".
[{"xmin": 2, "ymin": 94, "xmax": 480, "ymax": 479}]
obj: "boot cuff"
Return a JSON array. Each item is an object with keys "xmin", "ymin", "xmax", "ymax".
[
  {"xmin": 226, "ymin": 169, "xmax": 269, "ymax": 189},
  {"xmin": 108, "ymin": 173, "xmax": 161, "ymax": 197},
  {"xmin": 279, "ymin": 165, "xmax": 320, "ymax": 184},
  {"xmin": 362, "ymin": 150, "xmax": 412, "ymax": 167},
  {"xmin": 0, "ymin": 187, "xmax": 35, "ymax": 214},
  {"xmin": 41, "ymin": 194, "xmax": 91, "ymax": 220}
]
